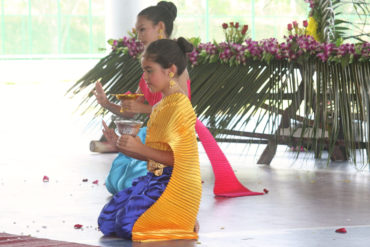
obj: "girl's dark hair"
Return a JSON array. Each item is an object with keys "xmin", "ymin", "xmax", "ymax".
[
  {"xmin": 144, "ymin": 37, "xmax": 194, "ymax": 75},
  {"xmin": 138, "ymin": 1, "xmax": 177, "ymax": 37}
]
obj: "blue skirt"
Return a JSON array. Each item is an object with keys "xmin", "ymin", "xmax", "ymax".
[
  {"xmin": 98, "ymin": 167, "xmax": 173, "ymax": 239},
  {"xmin": 105, "ymin": 127, "xmax": 148, "ymax": 195}
]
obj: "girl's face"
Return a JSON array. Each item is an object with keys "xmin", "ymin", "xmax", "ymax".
[
  {"xmin": 141, "ymin": 57, "xmax": 169, "ymax": 93},
  {"xmin": 135, "ymin": 16, "xmax": 161, "ymax": 48}
]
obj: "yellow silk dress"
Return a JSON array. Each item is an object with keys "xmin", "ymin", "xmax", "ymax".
[{"xmin": 132, "ymin": 93, "xmax": 202, "ymax": 241}]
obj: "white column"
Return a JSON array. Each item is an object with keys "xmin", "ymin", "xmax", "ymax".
[{"xmin": 105, "ymin": 0, "xmax": 156, "ymax": 41}]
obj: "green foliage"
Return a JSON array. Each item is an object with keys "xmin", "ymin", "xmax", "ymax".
[
  {"xmin": 323, "ymin": 0, "xmax": 369, "ymax": 42},
  {"xmin": 188, "ymin": 37, "xmax": 202, "ymax": 48}
]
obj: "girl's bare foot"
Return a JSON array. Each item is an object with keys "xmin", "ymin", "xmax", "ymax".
[{"xmin": 194, "ymin": 219, "xmax": 199, "ymax": 233}]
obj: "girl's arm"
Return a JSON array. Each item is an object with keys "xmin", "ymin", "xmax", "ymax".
[
  {"xmin": 120, "ymin": 87, "xmax": 153, "ymax": 114},
  {"xmin": 116, "ymin": 135, "xmax": 174, "ymax": 166},
  {"xmin": 117, "ymin": 86, "xmax": 153, "ymax": 115},
  {"xmin": 94, "ymin": 81, "xmax": 125, "ymax": 116},
  {"xmin": 95, "ymin": 82, "xmax": 152, "ymax": 116},
  {"xmin": 121, "ymin": 98, "xmax": 153, "ymax": 114},
  {"xmin": 139, "ymin": 144, "xmax": 174, "ymax": 166},
  {"xmin": 103, "ymin": 100, "xmax": 131, "ymax": 117},
  {"xmin": 101, "ymin": 120, "xmax": 119, "ymax": 151}
]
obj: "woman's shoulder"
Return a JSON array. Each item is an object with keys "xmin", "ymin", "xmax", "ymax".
[
  {"xmin": 161, "ymin": 93, "xmax": 192, "ymax": 111},
  {"xmin": 156, "ymin": 93, "xmax": 195, "ymax": 120},
  {"xmin": 164, "ymin": 92, "xmax": 188, "ymax": 102}
]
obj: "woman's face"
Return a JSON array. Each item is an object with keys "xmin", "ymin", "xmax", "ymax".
[
  {"xmin": 135, "ymin": 16, "xmax": 160, "ymax": 48},
  {"xmin": 141, "ymin": 57, "xmax": 169, "ymax": 93}
]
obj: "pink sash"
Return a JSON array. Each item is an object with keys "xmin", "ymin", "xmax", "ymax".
[{"xmin": 139, "ymin": 76, "xmax": 263, "ymax": 197}]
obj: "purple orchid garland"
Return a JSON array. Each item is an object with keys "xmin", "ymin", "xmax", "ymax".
[{"xmin": 108, "ymin": 34, "xmax": 369, "ymax": 66}]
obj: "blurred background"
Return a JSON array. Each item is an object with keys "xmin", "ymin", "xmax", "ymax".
[{"xmin": 0, "ymin": 0, "xmax": 368, "ymax": 156}]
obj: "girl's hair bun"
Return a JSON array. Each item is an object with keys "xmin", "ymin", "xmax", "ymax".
[
  {"xmin": 177, "ymin": 37, "xmax": 194, "ymax": 53},
  {"xmin": 157, "ymin": 1, "xmax": 177, "ymax": 21}
]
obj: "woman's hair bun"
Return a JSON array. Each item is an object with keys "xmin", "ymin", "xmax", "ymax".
[
  {"xmin": 177, "ymin": 37, "xmax": 194, "ymax": 53},
  {"xmin": 157, "ymin": 1, "xmax": 177, "ymax": 21}
]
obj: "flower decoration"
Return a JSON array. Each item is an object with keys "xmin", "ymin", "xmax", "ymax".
[
  {"xmin": 287, "ymin": 20, "xmax": 309, "ymax": 36},
  {"xmin": 306, "ymin": 16, "xmax": 320, "ymax": 42},
  {"xmin": 335, "ymin": 227, "xmax": 347, "ymax": 233},
  {"xmin": 128, "ymin": 28, "xmax": 137, "ymax": 39},
  {"xmin": 305, "ymin": 0, "xmax": 322, "ymax": 42},
  {"xmin": 287, "ymin": 24, "xmax": 293, "ymax": 32},
  {"xmin": 74, "ymin": 224, "xmax": 83, "ymax": 229},
  {"xmin": 107, "ymin": 19, "xmax": 369, "ymax": 67},
  {"xmin": 305, "ymin": 0, "xmax": 315, "ymax": 9},
  {"xmin": 222, "ymin": 22, "xmax": 249, "ymax": 44},
  {"xmin": 304, "ymin": 0, "xmax": 337, "ymax": 43},
  {"xmin": 107, "ymin": 35, "xmax": 144, "ymax": 58}
]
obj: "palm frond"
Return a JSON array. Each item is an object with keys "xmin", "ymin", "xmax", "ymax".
[
  {"xmin": 332, "ymin": 0, "xmax": 370, "ymax": 42},
  {"xmin": 317, "ymin": 0, "xmax": 336, "ymax": 42},
  {"xmin": 67, "ymin": 49, "xmax": 370, "ymax": 164}
]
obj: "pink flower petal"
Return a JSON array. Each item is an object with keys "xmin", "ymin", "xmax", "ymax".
[
  {"xmin": 263, "ymin": 188, "xmax": 269, "ymax": 194},
  {"xmin": 335, "ymin": 228, "xmax": 347, "ymax": 233},
  {"xmin": 43, "ymin": 176, "xmax": 49, "ymax": 182},
  {"xmin": 74, "ymin": 224, "xmax": 83, "ymax": 229},
  {"xmin": 92, "ymin": 180, "xmax": 99, "ymax": 185}
]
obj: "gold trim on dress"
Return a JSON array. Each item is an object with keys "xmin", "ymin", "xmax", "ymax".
[{"xmin": 147, "ymin": 160, "xmax": 167, "ymax": 176}]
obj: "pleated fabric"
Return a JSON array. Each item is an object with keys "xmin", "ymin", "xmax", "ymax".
[
  {"xmin": 132, "ymin": 93, "xmax": 202, "ymax": 241},
  {"xmin": 98, "ymin": 167, "xmax": 173, "ymax": 239},
  {"xmin": 105, "ymin": 127, "xmax": 148, "ymax": 195}
]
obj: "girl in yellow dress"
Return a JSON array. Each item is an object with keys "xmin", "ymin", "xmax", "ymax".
[{"xmin": 98, "ymin": 37, "xmax": 202, "ymax": 241}]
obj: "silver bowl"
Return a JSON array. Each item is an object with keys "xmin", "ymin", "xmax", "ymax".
[{"xmin": 114, "ymin": 119, "xmax": 143, "ymax": 136}]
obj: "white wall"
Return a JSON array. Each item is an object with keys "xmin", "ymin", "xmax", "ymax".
[{"xmin": 105, "ymin": 0, "xmax": 157, "ymax": 41}]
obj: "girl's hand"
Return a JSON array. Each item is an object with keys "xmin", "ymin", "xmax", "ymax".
[
  {"xmin": 116, "ymin": 135, "xmax": 144, "ymax": 153},
  {"xmin": 121, "ymin": 99, "xmax": 150, "ymax": 113},
  {"xmin": 102, "ymin": 120, "xmax": 118, "ymax": 148},
  {"xmin": 94, "ymin": 80, "xmax": 109, "ymax": 108}
]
